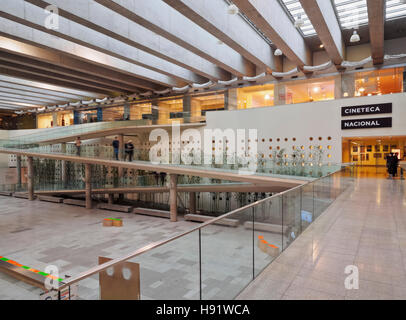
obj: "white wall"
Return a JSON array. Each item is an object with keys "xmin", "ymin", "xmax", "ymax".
[{"xmin": 206, "ymin": 93, "xmax": 406, "ymax": 163}]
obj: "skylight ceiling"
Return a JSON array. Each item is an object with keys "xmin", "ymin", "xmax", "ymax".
[
  {"xmin": 386, "ymin": 0, "xmax": 406, "ymax": 20},
  {"xmin": 334, "ymin": 0, "xmax": 369, "ymax": 30},
  {"xmin": 279, "ymin": 0, "xmax": 317, "ymax": 36}
]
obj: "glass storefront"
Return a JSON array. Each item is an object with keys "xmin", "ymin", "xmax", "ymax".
[
  {"xmin": 283, "ymin": 78, "xmax": 335, "ymax": 104},
  {"xmin": 37, "ymin": 113, "xmax": 54, "ymax": 129},
  {"xmin": 342, "ymin": 67, "xmax": 404, "ymax": 98},
  {"xmin": 102, "ymin": 106, "xmax": 124, "ymax": 122},
  {"xmin": 237, "ymin": 84, "xmax": 274, "ymax": 109},
  {"xmin": 56, "ymin": 111, "xmax": 74, "ymax": 127},
  {"xmin": 157, "ymin": 98, "xmax": 183, "ymax": 125},
  {"xmin": 191, "ymin": 93, "xmax": 224, "ymax": 121},
  {"xmin": 130, "ymin": 103, "xmax": 152, "ymax": 120},
  {"xmin": 33, "ymin": 67, "xmax": 406, "ymax": 128}
]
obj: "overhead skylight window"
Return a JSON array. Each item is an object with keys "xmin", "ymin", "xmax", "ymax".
[
  {"xmin": 386, "ymin": 0, "xmax": 406, "ymax": 20},
  {"xmin": 279, "ymin": 0, "xmax": 317, "ymax": 36},
  {"xmin": 333, "ymin": 0, "xmax": 369, "ymax": 29}
]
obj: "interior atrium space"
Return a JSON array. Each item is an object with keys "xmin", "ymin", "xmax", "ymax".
[{"xmin": 1, "ymin": 0, "xmax": 406, "ymax": 310}]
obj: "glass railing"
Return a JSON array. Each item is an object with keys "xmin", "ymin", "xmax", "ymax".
[
  {"xmin": 0, "ymin": 142, "xmax": 342, "ymax": 180},
  {"xmin": 37, "ymin": 164, "xmax": 351, "ymax": 300}
]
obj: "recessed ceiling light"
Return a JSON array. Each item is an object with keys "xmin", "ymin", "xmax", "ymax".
[{"xmin": 320, "ymin": 44, "xmax": 324, "ymax": 49}]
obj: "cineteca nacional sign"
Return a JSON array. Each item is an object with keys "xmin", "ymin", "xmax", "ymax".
[{"xmin": 341, "ymin": 103, "xmax": 392, "ymax": 116}]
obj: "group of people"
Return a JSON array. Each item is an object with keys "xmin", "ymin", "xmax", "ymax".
[
  {"xmin": 74, "ymin": 136, "xmax": 134, "ymax": 162},
  {"xmin": 112, "ymin": 136, "xmax": 134, "ymax": 162},
  {"xmin": 386, "ymin": 152, "xmax": 399, "ymax": 179}
]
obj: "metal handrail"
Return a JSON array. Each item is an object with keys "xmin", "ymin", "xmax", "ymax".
[{"xmin": 57, "ymin": 164, "xmax": 350, "ymax": 290}]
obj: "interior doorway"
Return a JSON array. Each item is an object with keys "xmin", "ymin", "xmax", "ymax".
[{"xmin": 342, "ymin": 136, "xmax": 406, "ymax": 166}]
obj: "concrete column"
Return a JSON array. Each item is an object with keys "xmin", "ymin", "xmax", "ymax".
[
  {"xmin": 189, "ymin": 192, "xmax": 196, "ymax": 214},
  {"xmin": 274, "ymin": 83, "xmax": 286, "ymax": 106},
  {"xmin": 226, "ymin": 89, "xmax": 238, "ymax": 110},
  {"xmin": 85, "ymin": 163, "xmax": 92, "ymax": 209},
  {"xmin": 183, "ymin": 95, "xmax": 191, "ymax": 123},
  {"xmin": 27, "ymin": 156, "xmax": 34, "ymax": 201},
  {"xmin": 342, "ymin": 73, "xmax": 356, "ymax": 97},
  {"xmin": 169, "ymin": 174, "xmax": 178, "ymax": 222},
  {"xmin": 334, "ymin": 74, "xmax": 342, "ymax": 99},
  {"xmin": 16, "ymin": 155, "xmax": 22, "ymax": 188},
  {"xmin": 108, "ymin": 193, "xmax": 114, "ymax": 204},
  {"xmin": 52, "ymin": 112, "xmax": 58, "ymax": 127}
]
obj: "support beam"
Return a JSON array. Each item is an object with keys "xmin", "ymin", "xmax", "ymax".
[
  {"xmin": 16, "ymin": 155, "xmax": 22, "ymax": 188},
  {"xmin": 0, "ymin": 59, "xmax": 132, "ymax": 95},
  {"xmin": 26, "ymin": 0, "xmax": 228, "ymax": 81},
  {"xmin": 367, "ymin": 0, "xmax": 385, "ymax": 65},
  {"xmin": 27, "ymin": 156, "xmax": 34, "ymax": 201},
  {"xmin": 85, "ymin": 163, "xmax": 92, "ymax": 209},
  {"xmin": 189, "ymin": 192, "xmax": 196, "ymax": 214},
  {"xmin": 233, "ymin": 0, "xmax": 312, "ymax": 67},
  {"xmin": 0, "ymin": 17, "xmax": 178, "ymax": 88},
  {"xmin": 162, "ymin": 0, "xmax": 280, "ymax": 72},
  {"xmin": 0, "ymin": 1, "xmax": 199, "ymax": 84},
  {"xmin": 169, "ymin": 174, "xmax": 178, "ymax": 222},
  {"xmin": 0, "ymin": 74, "xmax": 104, "ymax": 100},
  {"xmin": 0, "ymin": 51, "xmax": 144, "ymax": 93},
  {"xmin": 299, "ymin": 0, "xmax": 345, "ymax": 66},
  {"xmin": 0, "ymin": 92, "xmax": 61, "ymax": 105},
  {"xmin": 95, "ymin": 0, "xmax": 256, "ymax": 77},
  {"xmin": 0, "ymin": 66, "xmax": 113, "ymax": 96},
  {"xmin": 0, "ymin": 87, "xmax": 69, "ymax": 104}
]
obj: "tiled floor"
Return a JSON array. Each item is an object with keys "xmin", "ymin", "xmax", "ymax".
[
  {"xmin": 0, "ymin": 197, "xmax": 198, "ymax": 300},
  {"xmin": 237, "ymin": 175, "xmax": 406, "ymax": 300},
  {"xmin": 0, "ymin": 196, "xmax": 283, "ymax": 300}
]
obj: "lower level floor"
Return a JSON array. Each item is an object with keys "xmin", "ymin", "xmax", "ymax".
[{"xmin": 238, "ymin": 174, "xmax": 406, "ymax": 299}]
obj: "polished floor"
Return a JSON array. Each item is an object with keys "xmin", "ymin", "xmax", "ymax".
[{"xmin": 237, "ymin": 174, "xmax": 406, "ymax": 300}]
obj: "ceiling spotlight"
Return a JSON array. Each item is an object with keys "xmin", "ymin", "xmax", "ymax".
[
  {"xmin": 350, "ymin": 30, "xmax": 360, "ymax": 43},
  {"xmin": 217, "ymin": 39, "xmax": 224, "ymax": 45},
  {"xmin": 294, "ymin": 15, "xmax": 304, "ymax": 28},
  {"xmin": 320, "ymin": 44, "xmax": 324, "ymax": 49},
  {"xmin": 227, "ymin": 4, "xmax": 239, "ymax": 15},
  {"xmin": 274, "ymin": 48, "xmax": 283, "ymax": 56}
]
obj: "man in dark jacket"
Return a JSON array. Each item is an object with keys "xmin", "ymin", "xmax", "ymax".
[
  {"xmin": 112, "ymin": 136, "xmax": 120, "ymax": 160},
  {"xmin": 392, "ymin": 153, "xmax": 399, "ymax": 177},
  {"xmin": 125, "ymin": 140, "xmax": 135, "ymax": 162}
]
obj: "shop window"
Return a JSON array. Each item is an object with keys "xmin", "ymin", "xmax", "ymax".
[
  {"xmin": 237, "ymin": 84, "xmax": 274, "ymax": 109},
  {"xmin": 283, "ymin": 78, "xmax": 335, "ymax": 104},
  {"xmin": 37, "ymin": 114, "xmax": 53, "ymax": 128},
  {"xmin": 130, "ymin": 103, "xmax": 152, "ymax": 120},
  {"xmin": 191, "ymin": 93, "xmax": 224, "ymax": 122},
  {"xmin": 103, "ymin": 107, "xmax": 124, "ymax": 122},
  {"xmin": 353, "ymin": 67, "xmax": 404, "ymax": 97},
  {"xmin": 158, "ymin": 99, "xmax": 183, "ymax": 125}
]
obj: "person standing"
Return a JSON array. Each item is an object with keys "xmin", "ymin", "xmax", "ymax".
[
  {"xmin": 392, "ymin": 152, "xmax": 399, "ymax": 177},
  {"xmin": 112, "ymin": 136, "xmax": 120, "ymax": 160},
  {"xmin": 75, "ymin": 137, "xmax": 81, "ymax": 156},
  {"xmin": 125, "ymin": 140, "xmax": 134, "ymax": 162}
]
